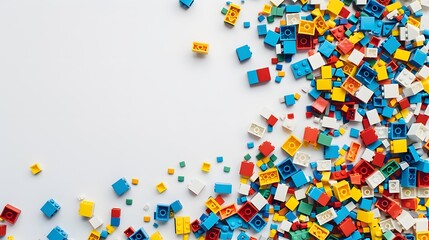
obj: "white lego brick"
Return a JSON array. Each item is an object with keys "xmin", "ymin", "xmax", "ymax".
[
  {"xmin": 316, "ymin": 160, "xmax": 331, "ymax": 171},
  {"xmin": 399, "ymin": 27, "xmax": 407, "ymax": 41},
  {"xmin": 365, "ymin": 170, "xmax": 386, "ymax": 189},
  {"xmin": 399, "ymin": 187, "xmax": 417, "ymax": 199},
  {"xmin": 417, "ymin": 188, "xmax": 429, "ymax": 198},
  {"xmin": 422, "ymin": 0, "xmax": 429, "ymax": 7},
  {"xmin": 143, "ymin": 203, "xmax": 150, "ymax": 211},
  {"xmin": 366, "ymin": 109, "xmax": 381, "ymax": 125},
  {"xmin": 274, "ymin": 184, "xmax": 289, "ymax": 202},
  {"xmin": 316, "ymin": 208, "xmax": 337, "ymax": 225},
  {"xmin": 413, "ymin": 142, "xmax": 423, "ymax": 149},
  {"xmin": 282, "ymin": 118, "xmax": 296, "ymax": 132},
  {"xmin": 361, "ymin": 186, "xmax": 374, "ymax": 198},
  {"xmin": 77, "ymin": 194, "xmax": 86, "ymax": 201},
  {"xmin": 251, "ymin": 192, "xmax": 268, "ymax": 211},
  {"xmin": 414, "ymin": 102, "xmax": 422, "ymax": 115},
  {"xmin": 188, "ymin": 178, "xmax": 206, "ymax": 195},
  {"xmin": 365, "ymin": 48, "xmax": 378, "ymax": 58},
  {"xmin": 382, "ymin": 139, "xmax": 390, "ymax": 148},
  {"xmin": 396, "ymin": 210, "xmax": 416, "ymax": 230},
  {"xmin": 276, "ymin": 44, "xmax": 282, "ymax": 55},
  {"xmin": 409, "ymin": 0, "xmax": 423, "ymax": 13},
  {"xmin": 293, "ymin": 152, "xmax": 311, "ymax": 167},
  {"xmin": 89, "ymin": 216, "xmax": 103, "ymax": 229},
  {"xmin": 408, "ymin": 123, "xmax": 429, "ymax": 142},
  {"xmin": 383, "ymin": 84, "xmax": 400, "ymax": 99},
  {"xmin": 238, "ymin": 183, "xmax": 251, "ymax": 195},
  {"xmin": 371, "ymin": 208, "xmax": 381, "ymax": 218},
  {"xmin": 248, "ymin": 123, "xmax": 266, "ymax": 138},
  {"xmin": 415, "ymin": 217, "xmax": 428, "ymax": 231},
  {"xmin": 392, "ymin": 219, "xmax": 403, "ymax": 233},
  {"xmin": 348, "ymin": 49, "xmax": 365, "ymax": 65},
  {"xmin": 355, "ymin": 85, "xmax": 373, "ymax": 103},
  {"xmin": 403, "ymin": 81, "xmax": 423, "ymax": 97},
  {"xmin": 308, "ymin": 53, "xmax": 326, "ymax": 70},
  {"xmin": 279, "ymin": 220, "xmax": 292, "ymax": 232},
  {"xmin": 286, "ymin": 13, "xmax": 300, "ymax": 25},
  {"xmin": 407, "ymin": 24, "xmax": 421, "ymax": 41},
  {"xmin": 259, "ymin": 107, "xmax": 273, "ymax": 120},
  {"xmin": 321, "ymin": 116, "xmax": 340, "ymax": 129},
  {"xmin": 270, "ymin": 0, "xmax": 285, "ymax": 6},
  {"xmin": 345, "ymin": 202, "xmax": 356, "ymax": 212},
  {"xmin": 379, "ymin": 218, "xmax": 395, "ymax": 232},
  {"xmin": 375, "ymin": 126, "xmax": 388, "ymax": 139},
  {"xmin": 361, "ymin": 148, "xmax": 375, "ymax": 162},
  {"xmin": 399, "ymin": 161, "xmax": 409, "ymax": 170},
  {"xmin": 386, "ymin": 9, "xmax": 399, "ymax": 20},
  {"xmin": 388, "ymin": 180, "xmax": 400, "ymax": 193},
  {"xmin": 319, "ymin": 0, "xmax": 329, "ymax": 9},
  {"xmin": 309, "ymin": 0, "xmax": 322, "ymax": 3},
  {"xmin": 396, "ymin": 68, "xmax": 415, "ymax": 88},
  {"xmin": 259, "ymin": 234, "xmax": 270, "ymax": 240},
  {"xmin": 418, "ymin": 64, "xmax": 429, "ymax": 80},
  {"xmin": 249, "ymin": 171, "xmax": 259, "ymax": 182},
  {"xmin": 356, "ymin": 0, "xmax": 367, "ymax": 5},
  {"xmin": 294, "ymin": 187, "xmax": 307, "ymax": 200}
]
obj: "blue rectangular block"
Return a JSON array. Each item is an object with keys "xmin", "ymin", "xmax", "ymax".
[{"xmin": 214, "ymin": 183, "xmax": 233, "ymax": 194}]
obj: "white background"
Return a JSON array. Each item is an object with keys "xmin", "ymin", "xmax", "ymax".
[{"xmin": 0, "ymin": 0, "xmax": 371, "ymax": 239}]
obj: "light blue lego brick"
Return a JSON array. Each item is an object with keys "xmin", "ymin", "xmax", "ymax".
[
  {"xmin": 41, "ymin": 199, "xmax": 61, "ymax": 218},
  {"xmin": 179, "ymin": 0, "xmax": 194, "ymax": 8},
  {"xmin": 247, "ymin": 70, "xmax": 259, "ymax": 85},
  {"xmin": 170, "ymin": 200, "xmax": 183, "ymax": 213},
  {"xmin": 214, "ymin": 183, "xmax": 233, "ymax": 194},
  {"xmin": 236, "ymin": 45, "xmax": 252, "ymax": 62},
  {"xmin": 47, "ymin": 226, "xmax": 68, "ymax": 240},
  {"xmin": 112, "ymin": 177, "xmax": 130, "ymax": 196},
  {"xmin": 264, "ymin": 30, "xmax": 280, "ymax": 47}
]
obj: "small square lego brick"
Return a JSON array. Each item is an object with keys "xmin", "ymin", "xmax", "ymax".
[
  {"xmin": 179, "ymin": 161, "xmax": 186, "ymax": 168},
  {"xmin": 131, "ymin": 178, "xmax": 139, "ymax": 185},
  {"xmin": 144, "ymin": 216, "xmax": 151, "ymax": 222},
  {"xmin": 216, "ymin": 156, "xmax": 224, "ymax": 163},
  {"xmin": 89, "ymin": 216, "xmax": 103, "ymax": 229},
  {"xmin": 223, "ymin": 166, "xmax": 231, "ymax": 173},
  {"xmin": 188, "ymin": 178, "xmax": 206, "ymax": 195},
  {"xmin": 201, "ymin": 162, "xmax": 211, "ymax": 172},
  {"xmin": 178, "ymin": 176, "xmax": 185, "ymax": 182},
  {"xmin": 247, "ymin": 142, "xmax": 254, "ymax": 149},
  {"xmin": 126, "ymin": 199, "xmax": 133, "ymax": 205},
  {"xmin": 167, "ymin": 168, "xmax": 175, "ymax": 175},
  {"xmin": 30, "ymin": 163, "xmax": 42, "ymax": 175},
  {"xmin": 112, "ymin": 178, "xmax": 130, "ymax": 196},
  {"xmin": 243, "ymin": 21, "xmax": 250, "ymax": 28},
  {"xmin": 156, "ymin": 182, "xmax": 167, "ymax": 193}
]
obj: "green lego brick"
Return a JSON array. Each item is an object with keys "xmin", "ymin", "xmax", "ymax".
[
  {"xmin": 126, "ymin": 199, "xmax": 133, "ymax": 206},
  {"xmin": 297, "ymin": 201, "xmax": 313, "ymax": 216},
  {"xmin": 256, "ymin": 152, "xmax": 264, "ymax": 160},
  {"xmin": 221, "ymin": 8, "xmax": 228, "ymax": 15},
  {"xmin": 223, "ymin": 166, "xmax": 231, "ymax": 173},
  {"xmin": 267, "ymin": 15, "xmax": 275, "ymax": 23},
  {"xmin": 244, "ymin": 154, "xmax": 251, "ymax": 161},
  {"xmin": 270, "ymin": 154, "xmax": 278, "ymax": 162},
  {"xmin": 178, "ymin": 176, "xmax": 185, "ymax": 182},
  {"xmin": 179, "ymin": 161, "xmax": 186, "ymax": 168},
  {"xmin": 380, "ymin": 161, "xmax": 400, "ymax": 178}
]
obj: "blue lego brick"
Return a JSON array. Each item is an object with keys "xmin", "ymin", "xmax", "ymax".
[
  {"xmin": 201, "ymin": 212, "xmax": 220, "ymax": 231},
  {"xmin": 248, "ymin": 214, "xmax": 267, "ymax": 233},
  {"xmin": 291, "ymin": 59, "xmax": 312, "ymax": 79},
  {"xmin": 243, "ymin": 21, "xmax": 250, "ymax": 28},
  {"xmin": 324, "ymin": 145, "xmax": 339, "ymax": 159},
  {"xmin": 360, "ymin": 17, "xmax": 375, "ymax": 31},
  {"xmin": 308, "ymin": 187, "xmax": 323, "ymax": 200},
  {"xmin": 318, "ymin": 40, "xmax": 335, "ymax": 58},
  {"xmin": 257, "ymin": 24, "xmax": 268, "ymax": 36},
  {"xmin": 237, "ymin": 232, "xmax": 250, "ymax": 240},
  {"xmin": 257, "ymin": 15, "xmax": 265, "ymax": 22},
  {"xmin": 247, "ymin": 70, "xmax": 259, "ymax": 85},
  {"xmin": 349, "ymin": 128, "xmax": 359, "ymax": 138},
  {"xmin": 100, "ymin": 230, "xmax": 108, "ymax": 238},
  {"xmin": 236, "ymin": 45, "xmax": 252, "ymax": 62},
  {"xmin": 359, "ymin": 198, "xmax": 372, "ymax": 211},
  {"xmin": 170, "ymin": 200, "xmax": 183, "ymax": 213},
  {"xmin": 283, "ymin": 40, "xmax": 297, "ymax": 55},
  {"xmin": 363, "ymin": 0, "xmax": 385, "ymax": 18},
  {"xmin": 284, "ymin": 94, "xmax": 296, "ymax": 106},
  {"xmin": 179, "ymin": 0, "xmax": 194, "ymax": 8},
  {"xmin": 129, "ymin": 228, "xmax": 149, "ymax": 240},
  {"xmin": 285, "ymin": 211, "xmax": 297, "ymax": 221},
  {"xmin": 291, "ymin": 170, "xmax": 309, "ymax": 188},
  {"xmin": 276, "ymin": 158, "xmax": 298, "ymax": 180},
  {"xmin": 410, "ymin": 49, "xmax": 426, "ymax": 68},
  {"xmin": 225, "ymin": 214, "xmax": 244, "ymax": 230},
  {"xmin": 334, "ymin": 206, "xmax": 350, "ymax": 224},
  {"xmin": 355, "ymin": 64, "xmax": 376, "ymax": 85},
  {"xmin": 372, "ymin": 20, "xmax": 383, "ymax": 36},
  {"xmin": 264, "ymin": 30, "xmax": 280, "ymax": 47},
  {"xmin": 154, "ymin": 204, "xmax": 170, "ymax": 222},
  {"xmin": 247, "ymin": 142, "xmax": 254, "ymax": 149},
  {"xmin": 401, "ymin": 167, "xmax": 417, "ymax": 187},
  {"xmin": 112, "ymin": 177, "xmax": 130, "ymax": 196},
  {"xmin": 382, "ymin": 36, "xmax": 401, "ymax": 55},
  {"xmin": 388, "ymin": 122, "xmax": 407, "ymax": 139},
  {"xmin": 111, "ymin": 217, "xmax": 120, "ymax": 227},
  {"xmin": 214, "ymin": 183, "xmax": 233, "ymax": 194},
  {"xmin": 381, "ymin": 106, "xmax": 394, "ymax": 118},
  {"xmin": 285, "ymin": 5, "xmax": 301, "ymax": 12},
  {"xmin": 280, "ymin": 25, "xmax": 296, "ymax": 41},
  {"xmin": 41, "ymin": 198, "xmax": 61, "ymax": 218},
  {"xmin": 47, "ymin": 226, "xmax": 68, "ymax": 240}
]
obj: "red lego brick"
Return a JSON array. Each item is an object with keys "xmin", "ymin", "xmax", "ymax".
[
  {"xmin": 312, "ymin": 97, "xmax": 329, "ymax": 114},
  {"xmin": 287, "ymin": 113, "xmax": 294, "ymax": 119},
  {"xmin": 387, "ymin": 60, "xmax": 398, "ymax": 71},
  {"xmin": 296, "ymin": 34, "xmax": 313, "ymax": 50},
  {"xmin": 337, "ymin": 38, "xmax": 354, "ymax": 54},
  {"xmin": 237, "ymin": 202, "xmax": 258, "ymax": 222},
  {"xmin": 369, "ymin": 36, "xmax": 381, "ymax": 47},
  {"xmin": 338, "ymin": 218, "xmax": 357, "ymax": 237},
  {"xmin": 256, "ymin": 67, "xmax": 271, "ymax": 83},
  {"xmin": 271, "ymin": 58, "xmax": 278, "ymax": 64},
  {"xmin": 338, "ymin": 7, "xmax": 350, "ymax": 18},
  {"xmin": 330, "ymin": 26, "xmax": 345, "ymax": 41},
  {"xmin": 0, "ymin": 225, "xmax": 6, "ymax": 237},
  {"xmin": 124, "ymin": 227, "xmax": 135, "ymax": 237},
  {"xmin": 416, "ymin": 114, "xmax": 429, "ymax": 125},
  {"xmin": 360, "ymin": 128, "xmax": 378, "ymax": 146},
  {"xmin": 372, "ymin": 152, "xmax": 385, "ymax": 168},
  {"xmin": 326, "ymin": 55, "xmax": 339, "ymax": 65},
  {"xmin": 418, "ymin": 171, "xmax": 429, "ymax": 187},
  {"xmin": 349, "ymin": 173, "xmax": 362, "ymax": 185},
  {"xmin": 191, "ymin": 219, "xmax": 201, "ymax": 232},
  {"xmin": 239, "ymin": 161, "xmax": 255, "ymax": 178},
  {"xmin": 317, "ymin": 193, "xmax": 330, "ymax": 206},
  {"xmin": 111, "ymin": 208, "xmax": 121, "ymax": 218},
  {"xmin": 0, "ymin": 204, "xmax": 21, "ymax": 224},
  {"xmin": 303, "ymin": 127, "xmax": 319, "ymax": 145},
  {"xmin": 401, "ymin": 199, "xmax": 417, "ymax": 211},
  {"xmin": 267, "ymin": 114, "xmax": 278, "ymax": 126},
  {"xmin": 215, "ymin": 195, "xmax": 225, "ymax": 205},
  {"xmin": 259, "ymin": 141, "xmax": 275, "ymax": 157},
  {"xmin": 387, "ymin": 201, "xmax": 402, "ymax": 219},
  {"xmin": 205, "ymin": 227, "xmax": 220, "ymax": 240},
  {"xmin": 346, "ymin": 108, "xmax": 356, "ymax": 121},
  {"xmin": 375, "ymin": 195, "xmax": 393, "ymax": 212},
  {"xmin": 331, "ymin": 170, "xmax": 349, "ymax": 181},
  {"xmin": 351, "ymin": 160, "xmax": 375, "ymax": 183}
]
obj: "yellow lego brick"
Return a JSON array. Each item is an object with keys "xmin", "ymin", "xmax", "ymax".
[
  {"xmin": 183, "ymin": 216, "xmax": 191, "ymax": 234},
  {"xmin": 315, "ymin": 182, "xmax": 323, "ymax": 188},
  {"xmin": 224, "ymin": 4, "xmax": 241, "ymax": 26},
  {"xmin": 339, "ymin": 149, "xmax": 346, "ymax": 156},
  {"xmin": 156, "ymin": 182, "xmax": 167, "ymax": 193},
  {"xmin": 167, "ymin": 168, "xmax": 175, "ymax": 175},
  {"xmin": 262, "ymin": 4, "xmax": 272, "ymax": 15},
  {"xmin": 273, "ymin": 213, "xmax": 279, "ymax": 222},
  {"xmin": 88, "ymin": 230, "xmax": 100, "ymax": 240},
  {"xmin": 408, "ymin": 16, "xmax": 420, "ymax": 27},
  {"xmin": 416, "ymin": 232, "xmax": 429, "ymax": 240},
  {"xmin": 30, "ymin": 163, "xmax": 42, "ymax": 175},
  {"xmin": 386, "ymin": 2, "xmax": 402, "ymax": 12},
  {"xmin": 286, "ymin": 195, "xmax": 299, "ymax": 211},
  {"xmin": 321, "ymin": 66, "xmax": 332, "ymax": 79},
  {"xmin": 256, "ymin": 160, "xmax": 264, "ymax": 168},
  {"xmin": 192, "ymin": 42, "xmax": 209, "ymax": 54},
  {"xmin": 298, "ymin": 20, "xmax": 315, "ymax": 35},
  {"xmin": 294, "ymin": 93, "xmax": 301, "ymax": 100},
  {"xmin": 393, "ymin": 49, "xmax": 411, "ymax": 61},
  {"xmin": 269, "ymin": 229, "xmax": 277, "ymax": 238},
  {"xmin": 258, "ymin": 168, "xmax": 280, "ymax": 186},
  {"xmin": 300, "ymin": 0, "xmax": 309, "ymax": 5},
  {"xmin": 205, "ymin": 197, "xmax": 221, "ymax": 213},
  {"xmin": 262, "ymin": 157, "xmax": 270, "ymax": 164},
  {"xmin": 281, "ymin": 135, "xmax": 302, "ymax": 156},
  {"xmin": 391, "ymin": 29, "xmax": 399, "ymax": 37},
  {"xmin": 332, "ymin": 180, "xmax": 352, "ymax": 202},
  {"xmin": 331, "ymin": 87, "xmax": 346, "ymax": 102},
  {"xmin": 327, "ymin": 0, "xmax": 344, "ymax": 15},
  {"xmin": 335, "ymin": 60, "xmax": 344, "ymax": 68},
  {"xmin": 150, "ymin": 231, "xmax": 164, "ymax": 240},
  {"xmin": 325, "ymin": 34, "xmax": 335, "ymax": 42},
  {"xmin": 349, "ymin": 32, "xmax": 365, "ymax": 44},
  {"xmin": 277, "ymin": 216, "xmax": 285, "ymax": 222},
  {"xmin": 201, "ymin": 161, "xmax": 211, "ymax": 172},
  {"xmin": 369, "ymin": 219, "xmax": 383, "ymax": 240},
  {"xmin": 240, "ymin": 177, "xmax": 248, "ymax": 184},
  {"xmin": 314, "ymin": 16, "xmax": 329, "ymax": 35},
  {"xmin": 144, "ymin": 216, "xmax": 151, "ymax": 222},
  {"xmin": 131, "ymin": 178, "xmax": 139, "ymax": 185},
  {"xmin": 350, "ymin": 187, "xmax": 362, "ymax": 202},
  {"xmin": 175, "ymin": 217, "xmax": 184, "ymax": 235},
  {"xmin": 357, "ymin": 210, "xmax": 374, "ymax": 223},
  {"xmin": 280, "ymin": 19, "xmax": 286, "ymax": 26},
  {"xmin": 334, "ymin": 157, "xmax": 345, "ymax": 166},
  {"xmin": 378, "ymin": 185, "xmax": 384, "ymax": 194},
  {"xmin": 316, "ymin": 79, "xmax": 333, "ymax": 91},
  {"xmin": 362, "ymin": 227, "xmax": 370, "ymax": 233},
  {"xmin": 278, "ymin": 71, "xmax": 285, "ymax": 77},
  {"xmin": 309, "ymin": 224, "xmax": 330, "ymax": 240},
  {"xmin": 269, "ymin": 207, "xmax": 275, "ymax": 214},
  {"xmin": 374, "ymin": 65, "xmax": 388, "ymax": 81},
  {"xmin": 326, "ymin": 20, "xmax": 336, "ymax": 28},
  {"xmin": 414, "ymin": 40, "xmax": 424, "ymax": 47},
  {"xmin": 312, "ymin": 8, "xmax": 323, "ymax": 16},
  {"xmin": 106, "ymin": 224, "xmax": 115, "ymax": 234},
  {"xmin": 321, "ymin": 172, "xmax": 331, "ymax": 183},
  {"xmin": 342, "ymin": 62, "xmax": 357, "ymax": 76},
  {"xmin": 79, "ymin": 200, "xmax": 95, "ymax": 218},
  {"xmin": 339, "ymin": 127, "xmax": 346, "ymax": 135},
  {"xmin": 390, "ymin": 139, "xmax": 407, "ymax": 153},
  {"xmin": 298, "ymin": 214, "xmax": 308, "ymax": 222},
  {"xmin": 7, "ymin": 237, "xmax": 13, "ymax": 240}
]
